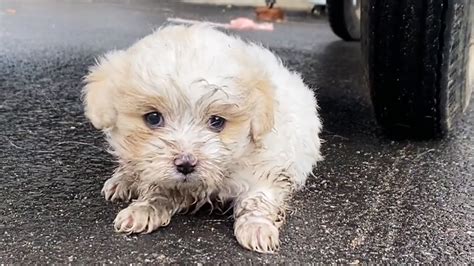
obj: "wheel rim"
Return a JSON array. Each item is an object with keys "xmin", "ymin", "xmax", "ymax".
[{"xmin": 344, "ymin": 0, "xmax": 361, "ymax": 39}]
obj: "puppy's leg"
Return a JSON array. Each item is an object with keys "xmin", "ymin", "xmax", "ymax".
[
  {"xmin": 101, "ymin": 164, "xmax": 139, "ymax": 202},
  {"xmin": 113, "ymin": 190, "xmax": 186, "ymax": 234},
  {"xmin": 233, "ymin": 172, "xmax": 295, "ymax": 253}
]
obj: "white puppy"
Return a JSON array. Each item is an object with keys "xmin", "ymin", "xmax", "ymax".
[{"xmin": 83, "ymin": 25, "xmax": 322, "ymax": 253}]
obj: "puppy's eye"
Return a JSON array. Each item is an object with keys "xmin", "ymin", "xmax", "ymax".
[
  {"xmin": 144, "ymin": 112, "xmax": 164, "ymax": 128},
  {"xmin": 208, "ymin": 115, "xmax": 226, "ymax": 132}
]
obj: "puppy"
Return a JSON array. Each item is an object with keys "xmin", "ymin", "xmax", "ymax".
[{"xmin": 83, "ymin": 25, "xmax": 322, "ymax": 253}]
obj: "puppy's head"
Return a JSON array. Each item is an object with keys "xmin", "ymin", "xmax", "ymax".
[{"xmin": 83, "ymin": 25, "xmax": 275, "ymax": 188}]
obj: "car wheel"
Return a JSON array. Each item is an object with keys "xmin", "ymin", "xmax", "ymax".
[
  {"xmin": 361, "ymin": 0, "xmax": 473, "ymax": 138},
  {"xmin": 327, "ymin": 0, "xmax": 361, "ymax": 41}
]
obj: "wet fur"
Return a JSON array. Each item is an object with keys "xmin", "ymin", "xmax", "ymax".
[{"xmin": 83, "ymin": 25, "xmax": 322, "ymax": 253}]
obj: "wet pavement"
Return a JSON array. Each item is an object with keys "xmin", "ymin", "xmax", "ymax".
[{"xmin": 0, "ymin": 0, "xmax": 473, "ymax": 264}]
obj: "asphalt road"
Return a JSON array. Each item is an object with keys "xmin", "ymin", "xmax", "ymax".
[{"xmin": 1, "ymin": 0, "xmax": 473, "ymax": 264}]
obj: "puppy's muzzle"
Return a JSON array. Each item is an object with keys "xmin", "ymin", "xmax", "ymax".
[{"xmin": 174, "ymin": 153, "xmax": 198, "ymax": 175}]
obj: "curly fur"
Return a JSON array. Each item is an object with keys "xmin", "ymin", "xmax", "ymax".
[{"xmin": 83, "ymin": 25, "xmax": 322, "ymax": 253}]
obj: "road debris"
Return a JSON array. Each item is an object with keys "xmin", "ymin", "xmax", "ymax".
[{"xmin": 167, "ymin": 17, "xmax": 274, "ymax": 31}]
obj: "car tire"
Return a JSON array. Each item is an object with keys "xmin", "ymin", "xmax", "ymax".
[
  {"xmin": 327, "ymin": 0, "xmax": 361, "ymax": 41},
  {"xmin": 361, "ymin": 0, "xmax": 473, "ymax": 138}
]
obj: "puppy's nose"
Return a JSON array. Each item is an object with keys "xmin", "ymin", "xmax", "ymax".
[{"xmin": 174, "ymin": 154, "xmax": 197, "ymax": 175}]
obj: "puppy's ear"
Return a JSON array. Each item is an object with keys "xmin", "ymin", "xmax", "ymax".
[
  {"xmin": 247, "ymin": 77, "xmax": 275, "ymax": 144},
  {"xmin": 82, "ymin": 51, "xmax": 127, "ymax": 130}
]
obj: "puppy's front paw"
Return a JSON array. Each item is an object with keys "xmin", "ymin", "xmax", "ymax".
[
  {"xmin": 101, "ymin": 176, "xmax": 135, "ymax": 202},
  {"xmin": 114, "ymin": 201, "xmax": 171, "ymax": 234},
  {"xmin": 234, "ymin": 216, "xmax": 280, "ymax": 253}
]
